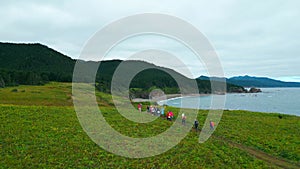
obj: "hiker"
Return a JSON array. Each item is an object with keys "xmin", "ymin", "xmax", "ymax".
[
  {"xmin": 194, "ymin": 119, "xmax": 199, "ymax": 132},
  {"xmin": 167, "ymin": 111, "xmax": 171, "ymax": 121},
  {"xmin": 161, "ymin": 107, "xmax": 165, "ymax": 117},
  {"xmin": 210, "ymin": 121, "xmax": 215, "ymax": 130},
  {"xmin": 181, "ymin": 113, "xmax": 186, "ymax": 125},
  {"xmin": 137, "ymin": 103, "xmax": 142, "ymax": 112},
  {"xmin": 151, "ymin": 106, "xmax": 156, "ymax": 115},
  {"xmin": 169, "ymin": 111, "xmax": 174, "ymax": 121},
  {"xmin": 167, "ymin": 111, "xmax": 172, "ymax": 121},
  {"xmin": 149, "ymin": 105, "xmax": 153, "ymax": 114},
  {"xmin": 154, "ymin": 106, "xmax": 158, "ymax": 115},
  {"xmin": 156, "ymin": 107, "xmax": 160, "ymax": 116}
]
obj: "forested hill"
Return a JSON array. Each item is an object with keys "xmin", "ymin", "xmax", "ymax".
[
  {"xmin": 0, "ymin": 42, "xmax": 75, "ymax": 83},
  {"xmin": 0, "ymin": 42, "xmax": 244, "ymax": 97},
  {"xmin": 0, "ymin": 42, "xmax": 75, "ymax": 74}
]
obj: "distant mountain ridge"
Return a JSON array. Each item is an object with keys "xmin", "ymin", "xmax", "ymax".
[{"xmin": 198, "ymin": 75, "xmax": 300, "ymax": 88}]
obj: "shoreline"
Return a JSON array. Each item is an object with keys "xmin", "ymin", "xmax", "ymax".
[
  {"xmin": 131, "ymin": 93, "xmax": 210, "ymax": 103},
  {"xmin": 132, "ymin": 91, "xmax": 300, "ymax": 117}
]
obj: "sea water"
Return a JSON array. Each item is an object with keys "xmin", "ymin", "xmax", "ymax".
[{"xmin": 159, "ymin": 88, "xmax": 300, "ymax": 116}]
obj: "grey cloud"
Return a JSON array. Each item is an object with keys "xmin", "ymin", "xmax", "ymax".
[{"xmin": 0, "ymin": 0, "xmax": 299, "ymax": 80}]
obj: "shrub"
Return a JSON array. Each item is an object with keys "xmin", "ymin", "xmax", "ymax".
[{"xmin": 11, "ymin": 89, "xmax": 18, "ymax": 92}]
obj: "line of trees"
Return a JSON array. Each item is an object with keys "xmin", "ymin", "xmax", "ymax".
[{"xmin": 0, "ymin": 69, "xmax": 72, "ymax": 88}]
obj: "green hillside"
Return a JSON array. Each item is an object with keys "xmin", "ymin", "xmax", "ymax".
[
  {"xmin": 0, "ymin": 42, "xmax": 75, "ymax": 73},
  {"xmin": 0, "ymin": 42, "xmax": 75, "ymax": 85},
  {"xmin": 0, "ymin": 83, "xmax": 299, "ymax": 168},
  {"xmin": 0, "ymin": 42, "xmax": 244, "ymax": 96}
]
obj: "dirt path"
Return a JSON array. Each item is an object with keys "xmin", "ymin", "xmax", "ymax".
[{"xmin": 214, "ymin": 136, "xmax": 300, "ymax": 169}]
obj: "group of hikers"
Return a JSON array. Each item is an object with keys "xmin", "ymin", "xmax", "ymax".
[{"xmin": 137, "ymin": 103, "xmax": 215, "ymax": 131}]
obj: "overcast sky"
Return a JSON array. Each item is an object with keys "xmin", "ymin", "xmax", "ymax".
[{"xmin": 1, "ymin": 0, "xmax": 300, "ymax": 81}]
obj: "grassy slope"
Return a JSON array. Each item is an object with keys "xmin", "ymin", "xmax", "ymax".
[
  {"xmin": 0, "ymin": 82, "xmax": 73, "ymax": 106},
  {"xmin": 0, "ymin": 82, "xmax": 299, "ymax": 168}
]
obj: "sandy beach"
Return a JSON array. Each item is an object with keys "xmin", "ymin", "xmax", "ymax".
[{"xmin": 131, "ymin": 93, "xmax": 209, "ymax": 103}]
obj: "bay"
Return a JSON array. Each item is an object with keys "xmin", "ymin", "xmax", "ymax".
[{"xmin": 159, "ymin": 88, "xmax": 300, "ymax": 116}]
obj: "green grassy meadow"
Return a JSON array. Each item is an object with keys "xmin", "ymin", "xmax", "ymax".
[{"xmin": 0, "ymin": 83, "xmax": 299, "ymax": 168}]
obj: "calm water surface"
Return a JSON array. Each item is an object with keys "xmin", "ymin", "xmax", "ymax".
[{"xmin": 159, "ymin": 88, "xmax": 300, "ymax": 116}]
